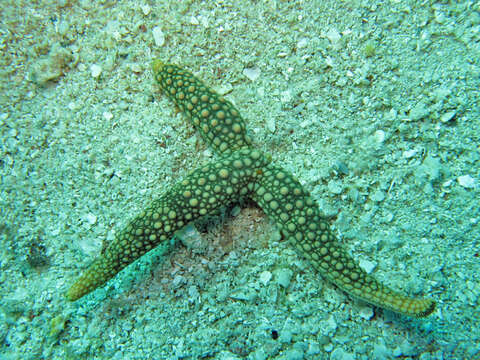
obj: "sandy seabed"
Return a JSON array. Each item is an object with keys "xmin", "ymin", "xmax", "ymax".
[{"xmin": 1, "ymin": 1, "xmax": 479, "ymax": 359}]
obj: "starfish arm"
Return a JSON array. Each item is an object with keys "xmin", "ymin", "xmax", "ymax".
[
  {"xmin": 152, "ymin": 60, "xmax": 252, "ymax": 153},
  {"xmin": 66, "ymin": 148, "xmax": 270, "ymax": 301},
  {"xmin": 251, "ymin": 163, "xmax": 435, "ymax": 317}
]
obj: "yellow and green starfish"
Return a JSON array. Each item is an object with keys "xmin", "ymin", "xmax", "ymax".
[{"xmin": 66, "ymin": 60, "xmax": 436, "ymax": 318}]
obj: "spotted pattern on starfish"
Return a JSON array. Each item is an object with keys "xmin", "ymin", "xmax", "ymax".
[
  {"xmin": 152, "ymin": 60, "xmax": 252, "ymax": 154},
  {"xmin": 66, "ymin": 148, "xmax": 270, "ymax": 301},
  {"xmin": 66, "ymin": 60, "xmax": 435, "ymax": 318},
  {"xmin": 252, "ymin": 162, "xmax": 435, "ymax": 317}
]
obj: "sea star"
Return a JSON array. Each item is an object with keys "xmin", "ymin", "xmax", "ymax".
[{"xmin": 66, "ymin": 60, "xmax": 435, "ymax": 317}]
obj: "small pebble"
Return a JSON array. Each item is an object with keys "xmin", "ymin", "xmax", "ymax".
[
  {"xmin": 78, "ymin": 236, "xmax": 102, "ymax": 256},
  {"xmin": 266, "ymin": 117, "xmax": 275, "ymax": 133},
  {"xmin": 328, "ymin": 180, "xmax": 344, "ymax": 195},
  {"xmin": 176, "ymin": 224, "xmax": 206, "ymax": 252},
  {"xmin": 187, "ymin": 285, "xmax": 199, "ymax": 299},
  {"xmin": 216, "ymin": 83, "xmax": 233, "ymax": 96},
  {"xmin": 358, "ymin": 259, "xmax": 376, "ymax": 274},
  {"xmin": 275, "ymin": 268, "xmax": 293, "ymax": 288},
  {"xmin": 371, "ymin": 190, "xmax": 385, "ymax": 202},
  {"xmin": 190, "ymin": 16, "xmax": 199, "ymax": 25},
  {"xmin": 172, "ymin": 274, "xmax": 185, "ymax": 288},
  {"xmin": 434, "ymin": 11, "xmax": 446, "ymax": 24},
  {"xmin": 373, "ymin": 130, "xmax": 386, "ymax": 143},
  {"xmin": 395, "ymin": 340, "xmax": 418, "ymax": 357},
  {"xmin": 333, "ymin": 161, "xmax": 349, "ymax": 176},
  {"xmin": 325, "ymin": 28, "xmax": 342, "ymax": 49},
  {"xmin": 152, "ymin": 26, "xmax": 165, "ymax": 46},
  {"xmin": 57, "ymin": 21, "xmax": 69, "ymax": 36},
  {"xmin": 85, "ymin": 213, "xmax": 97, "ymax": 225},
  {"xmin": 103, "ymin": 111, "xmax": 113, "ymax": 121},
  {"xmin": 243, "ymin": 67, "xmax": 261, "ymax": 81},
  {"xmin": 130, "ymin": 63, "xmax": 142, "ymax": 73},
  {"xmin": 421, "ymin": 155, "xmax": 442, "ymax": 181},
  {"xmin": 282, "ymin": 349, "xmax": 304, "ymax": 360},
  {"xmin": 8, "ymin": 128, "xmax": 17, "ymax": 138},
  {"xmin": 230, "ymin": 287, "xmax": 257, "ymax": 302},
  {"xmin": 280, "ymin": 90, "xmax": 292, "ymax": 103},
  {"xmin": 409, "ymin": 102, "xmax": 430, "ymax": 121},
  {"xmin": 49, "ymin": 315, "xmax": 67, "ymax": 338},
  {"xmin": 90, "ymin": 64, "xmax": 102, "ymax": 78},
  {"xmin": 259, "ymin": 271, "xmax": 272, "ymax": 285},
  {"xmin": 442, "ymin": 179, "xmax": 453, "ymax": 188},
  {"xmin": 372, "ymin": 343, "xmax": 391, "ymax": 359},
  {"xmin": 307, "ymin": 342, "xmax": 321, "ymax": 356},
  {"xmin": 140, "ymin": 4, "xmax": 151, "ymax": 16},
  {"xmin": 300, "ymin": 119, "xmax": 313, "ymax": 129},
  {"xmin": 330, "ymin": 348, "xmax": 355, "ymax": 360},
  {"xmin": 358, "ymin": 306, "xmax": 374, "ymax": 320},
  {"xmin": 440, "ymin": 110, "xmax": 456, "ymax": 123},
  {"xmin": 457, "ymin": 175, "xmax": 475, "ymax": 188},
  {"xmin": 403, "ymin": 149, "xmax": 417, "ymax": 159},
  {"xmin": 325, "ymin": 56, "xmax": 334, "ymax": 67},
  {"xmin": 383, "ymin": 212, "xmax": 394, "ymax": 223},
  {"xmin": 218, "ymin": 351, "xmax": 242, "ymax": 360},
  {"xmin": 297, "ymin": 38, "xmax": 309, "ymax": 48}
]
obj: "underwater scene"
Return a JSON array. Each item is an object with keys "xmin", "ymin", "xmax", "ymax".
[{"xmin": 1, "ymin": 1, "xmax": 479, "ymax": 359}]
